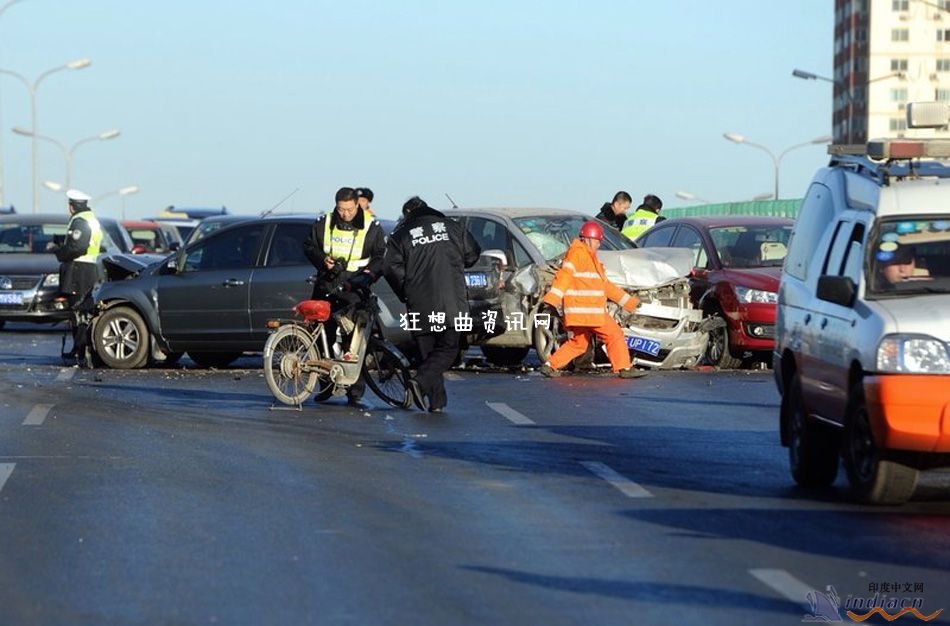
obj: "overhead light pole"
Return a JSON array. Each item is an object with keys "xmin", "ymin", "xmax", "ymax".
[
  {"xmin": 675, "ymin": 190, "xmax": 711, "ymax": 204},
  {"xmin": 0, "ymin": 57, "xmax": 91, "ymax": 213},
  {"xmin": 722, "ymin": 133, "xmax": 832, "ymax": 199},
  {"xmin": 0, "ymin": 0, "xmax": 29, "ymax": 207},
  {"xmin": 93, "ymin": 185, "xmax": 139, "ymax": 218},
  {"xmin": 12, "ymin": 126, "xmax": 119, "ymax": 189}
]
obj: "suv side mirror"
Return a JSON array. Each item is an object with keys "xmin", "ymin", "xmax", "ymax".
[
  {"xmin": 816, "ymin": 275, "xmax": 856, "ymax": 308},
  {"xmin": 480, "ymin": 249, "xmax": 509, "ymax": 268}
]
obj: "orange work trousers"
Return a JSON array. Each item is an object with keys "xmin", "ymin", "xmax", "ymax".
[{"xmin": 548, "ymin": 317, "xmax": 632, "ymax": 372}]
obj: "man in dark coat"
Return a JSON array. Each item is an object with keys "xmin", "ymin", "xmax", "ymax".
[
  {"xmin": 303, "ymin": 186, "xmax": 386, "ymax": 406},
  {"xmin": 595, "ymin": 190, "xmax": 632, "ymax": 232},
  {"xmin": 385, "ymin": 196, "xmax": 480, "ymax": 412}
]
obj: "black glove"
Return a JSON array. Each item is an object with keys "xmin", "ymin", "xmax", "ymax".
[{"xmin": 345, "ymin": 271, "xmax": 373, "ymax": 292}]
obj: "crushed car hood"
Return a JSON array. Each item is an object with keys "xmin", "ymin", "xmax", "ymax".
[
  {"xmin": 599, "ymin": 248, "xmax": 696, "ymax": 288},
  {"xmin": 101, "ymin": 253, "xmax": 166, "ymax": 281}
]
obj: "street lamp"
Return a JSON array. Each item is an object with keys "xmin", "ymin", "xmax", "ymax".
[
  {"xmin": 94, "ymin": 185, "xmax": 139, "ymax": 218},
  {"xmin": 0, "ymin": 0, "xmax": 29, "ymax": 207},
  {"xmin": 722, "ymin": 133, "xmax": 832, "ymax": 199},
  {"xmin": 0, "ymin": 57, "xmax": 91, "ymax": 213},
  {"xmin": 12, "ymin": 126, "xmax": 119, "ymax": 189},
  {"xmin": 675, "ymin": 190, "xmax": 711, "ymax": 204}
]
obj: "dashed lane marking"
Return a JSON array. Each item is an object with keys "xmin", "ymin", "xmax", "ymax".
[
  {"xmin": 23, "ymin": 404, "xmax": 54, "ymax": 426},
  {"xmin": 749, "ymin": 568, "xmax": 814, "ymax": 610},
  {"xmin": 579, "ymin": 461, "xmax": 653, "ymax": 498},
  {"xmin": 0, "ymin": 464, "xmax": 14, "ymax": 494},
  {"xmin": 55, "ymin": 368, "xmax": 76, "ymax": 382},
  {"xmin": 486, "ymin": 402, "xmax": 535, "ymax": 425}
]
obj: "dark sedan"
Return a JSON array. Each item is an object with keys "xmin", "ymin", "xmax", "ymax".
[
  {"xmin": 0, "ymin": 214, "xmax": 126, "ymax": 329},
  {"xmin": 635, "ymin": 216, "xmax": 793, "ymax": 368}
]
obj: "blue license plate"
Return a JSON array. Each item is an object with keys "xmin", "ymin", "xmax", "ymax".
[
  {"xmin": 0, "ymin": 292, "xmax": 23, "ymax": 305},
  {"xmin": 626, "ymin": 335, "xmax": 661, "ymax": 357},
  {"xmin": 465, "ymin": 273, "xmax": 488, "ymax": 288}
]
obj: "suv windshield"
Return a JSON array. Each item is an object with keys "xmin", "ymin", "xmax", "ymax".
[
  {"xmin": 513, "ymin": 216, "xmax": 633, "ymax": 261},
  {"xmin": 710, "ymin": 225, "xmax": 792, "ymax": 268},
  {"xmin": 867, "ymin": 217, "xmax": 950, "ymax": 296}
]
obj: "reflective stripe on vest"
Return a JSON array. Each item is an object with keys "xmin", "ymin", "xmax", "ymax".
[
  {"xmin": 68, "ymin": 211, "xmax": 102, "ymax": 264},
  {"xmin": 322, "ymin": 211, "xmax": 372, "ymax": 272},
  {"xmin": 621, "ymin": 209, "xmax": 657, "ymax": 239}
]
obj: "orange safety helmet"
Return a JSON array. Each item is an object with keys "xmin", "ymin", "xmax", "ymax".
[{"xmin": 579, "ymin": 221, "xmax": 605, "ymax": 241}]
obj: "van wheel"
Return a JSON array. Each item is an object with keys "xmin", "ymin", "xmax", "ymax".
[
  {"xmin": 785, "ymin": 374, "xmax": 839, "ymax": 487},
  {"xmin": 703, "ymin": 308, "xmax": 742, "ymax": 369},
  {"xmin": 93, "ymin": 306, "xmax": 150, "ymax": 369},
  {"xmin": 843, "ymin": 382, "xmax": 918, "ymax": 505}
]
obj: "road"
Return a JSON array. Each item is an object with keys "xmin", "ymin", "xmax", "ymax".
[{"xmin": 1, "ymin": 323, "xmax": 948, "ymax": 625}]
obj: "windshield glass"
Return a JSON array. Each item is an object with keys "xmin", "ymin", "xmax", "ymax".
[
  {"xmin": 709, "ymin": 225, "xmax": 792, "ymax": 268},
  {"xmin": 0, "ymin": 223, "xmax": 68, "ymax": 254},
  {"xmin": 867, "ymin": 217, "xmax": 950, "ymax": 296},
  {"xmin": 513, "ymin": 216, "xmax": 633, "ymax": 261}
]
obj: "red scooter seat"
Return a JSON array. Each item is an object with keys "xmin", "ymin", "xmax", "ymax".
[{"xmin": 294, "ymin": 300, "xmax": 332, "ymax": 322}]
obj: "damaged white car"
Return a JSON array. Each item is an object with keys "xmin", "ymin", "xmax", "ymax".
[{"xmin": 453, "ymin": 208, "xmax": 713, "ymax": 369}]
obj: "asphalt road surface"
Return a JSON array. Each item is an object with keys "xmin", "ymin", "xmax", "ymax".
[{"xmin": 1, "ymin": 323, "xmax": 948, "ymax": 626}]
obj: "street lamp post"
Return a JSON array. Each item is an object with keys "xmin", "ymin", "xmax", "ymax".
[
  {"xmin": 0, "ymin": 57, "xmax": 91, "ymax": 213},
  {"xmin": 12, "ymin": 127, "xmax": 119, "ymax": 189},
  {"xmin": 93, "ymin": 185, "xmax": 139, "ymax": 219},
  {"xmin": 0, "ymin": 0, "xmax": 29, "ymax": 207},
  {"xmin": 722, "ymin": 133, "xmax": 832, "ymax": 199},
  {"xmin": 675, "ymin": 190, "xmax": 711, "ymax": 204}
]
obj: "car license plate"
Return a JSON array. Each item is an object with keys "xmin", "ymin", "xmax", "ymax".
[
  {"xmin": 465, "ymin": 273, "xmax": 488, "ymax": 288},
  {"xmin": 626, "ymin": 335, "xmax": 661, "ymax": 357},
  {"xmin": 0, "ymin": 292, "xmax": 23, "ymax": 305}
]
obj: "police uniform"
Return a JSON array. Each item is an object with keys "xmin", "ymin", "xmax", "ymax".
[{"xmin": 621, "ymin": 207, "xmax": 660, "ymax": 240}]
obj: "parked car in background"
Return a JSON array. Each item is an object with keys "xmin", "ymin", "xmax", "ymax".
[
  {"xmin": 0, "ymin": 213, "xmax": 125, "ymax": 329},
  {"xmin": 0, "ymin": 205, "xmax": 16, "ymax": 215},
  {"xmin": 100, "ymin": 218, "xmax": 136, "ymax": 254},
  {"xmin": 184, "ymin": 214, "xmax": 256, "ymax": 247},
  {"xmin": 636, "ymin": 216, "xmax": 793, "ymax": 368},
  {"xmin": 122, "ymin": 220, "xmax": 183, "ymax": 254},
  {"xmin": 151, "ymin": 206, "xmax": 228, "ymax": 242}
]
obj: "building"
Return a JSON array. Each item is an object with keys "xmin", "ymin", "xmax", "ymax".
[{"xmin": 833, "ymin": 0, "xmax": 950, "ymax": 145}]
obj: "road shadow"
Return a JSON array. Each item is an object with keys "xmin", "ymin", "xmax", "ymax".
[{"xmin": 461, "ymin": 565, "xmax": 799, "ymax": 615}]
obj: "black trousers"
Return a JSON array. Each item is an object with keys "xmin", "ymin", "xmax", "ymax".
[{"xmin": 413, "ymin": 329, "xmax": 460, "ymax": 410}]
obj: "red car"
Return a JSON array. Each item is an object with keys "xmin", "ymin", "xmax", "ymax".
[{"xmin": 636, "ymin": 216, "xmax": 794, "ymax": 368}]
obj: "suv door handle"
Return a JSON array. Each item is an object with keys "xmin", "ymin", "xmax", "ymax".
[
  {"xmin": 821, "ymin": 318, "xmax": 828, "ymax": 330},
  {"xmin": 804, "ymin": 314, "xmax": 812, "ymax": 324},
  {"xmin": 222, "ymin": 279, "xmax": 245, "ymax": 287}
]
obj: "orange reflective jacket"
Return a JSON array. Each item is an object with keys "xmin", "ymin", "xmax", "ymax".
[{"xmin": 542, "ymin": 240, "xmax": 639, "ymax": 327}]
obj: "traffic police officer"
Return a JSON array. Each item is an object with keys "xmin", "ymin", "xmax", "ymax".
[{"xmin": 621, "ymin": 194, "xmax": 664, "ymax": 240}]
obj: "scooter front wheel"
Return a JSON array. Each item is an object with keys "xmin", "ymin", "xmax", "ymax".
[{"xmin": 264, "ymin": 325, "xmax": 320, "ymax": 406}]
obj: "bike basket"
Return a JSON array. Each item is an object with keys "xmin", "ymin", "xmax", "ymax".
[{"xmin": 294, "ymin": 299, "xmax": 332, "ymax": 322}]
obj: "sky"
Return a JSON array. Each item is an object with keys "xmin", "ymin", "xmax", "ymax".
[{"xmin": 0, "ymin": 1, "xmax": 833, "ymax": 221}]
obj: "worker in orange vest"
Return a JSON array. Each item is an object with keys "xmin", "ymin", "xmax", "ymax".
[{"xmin": 539, "ymin": 221, "xmax": 646, "ymax": 379}]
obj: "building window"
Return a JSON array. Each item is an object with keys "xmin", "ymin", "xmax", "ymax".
[
  {"xmin": 939, "ymin": 30, "xmax": 950, "ymax": 42},
  {"xmin": 938, "ymin": 58, "xmax": 950, "ymax": 71},
  {"xmin": 891, "ymin": 29, "xmax": 909, "ymax": 42},
  {"xmin": 891, "ymin": 88, "xmax": 908, "ymax": 102},
  {"xmin": 892, "ymin": 0, "xmax": 909, "ymax": 9},
  {"xmin": 937, "ymin": 89, "xmax": 950, "ymax": 101},
  {"xmin": 891, "ymin": 58, "xmax": 909, "ymax": 72},
  {"xmin": 890, "ymin": 118, "xmax": 908, "ymax": 132}
]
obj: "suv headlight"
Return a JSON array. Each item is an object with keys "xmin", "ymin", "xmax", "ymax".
[
  {"xmin": 734, "ymin": 286, "xmax": 777, "ymax": 304},
  {"xmin": 42, "ymin": 273, "xmax": 59, "ymax": 287},
  {"xmin": 877, "ymin": 335, "xmax": 950, "ymax": 373}
]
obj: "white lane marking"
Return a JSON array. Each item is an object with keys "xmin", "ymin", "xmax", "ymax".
[
  {"xmin": 0, "ymin": 464, "xmax": 14, "ymax": 493},
  {"xmin": 486, "ymin": 402, "xmax": 535, "ymax": 425},
  {"xmin": 444, "ymin": 372, "xmax": 462, "ymax": 381},
  {"xmin": 579, "ymin": 461, "xmax": 653, "ymax": 498},
  {"xmin": 23, "ymin": 404, "xmax": 54, "ymax": 426},
  {"xmin": 55, "ymin": 368, "xmax": 76, "ymax": 382},
  {"xmin": 749, "ymin": 569, "xmax": 814, "ymax": 610}
]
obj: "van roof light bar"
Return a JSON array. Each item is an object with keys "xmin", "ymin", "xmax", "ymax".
[{"xmin": 866, "ymin": 139, "xmax": 950, "ymax": 159}]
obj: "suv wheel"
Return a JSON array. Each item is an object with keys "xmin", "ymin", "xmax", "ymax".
[
  {"xmin": 785, "ymin": 374, "xmax": 839, "ymax": 487},
  {"xmin": 94, "ymin": 306, "xmax": 149, "ymax": 369},
  {"xmin": 843, "ymin": 382, "xmax": 918, "ymax": 505},
  {"xmin": 533, "ymin": 312, "xmax": 567, "ymax": 364},
  {"xmin": 703, "ymin": 308, "xmax": 742, "ymax": 369}
]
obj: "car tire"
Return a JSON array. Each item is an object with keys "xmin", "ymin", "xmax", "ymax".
[
  {"xmin": 480, "ymin": 346, "xmax": 530, "ymax": 368},
  {"xmin": 785, "ymin": 373, "xmax": 839, "ymax": 488},
  {"xmin": 703, "ymin": 308, "xmax": 743, "ymax": 369},
  {"xmin": 93, "ymin": 306, "xmax": 150, "ymax": 369},
  {"xmin": 187, "ymin": 351, "xmax": 243, "ymax": 369},
  {"xmin": 533, "ymin": 311, "xmax": 567, "ymax": 364},
  {"xmin": 842, "ymin": 382, "xmax": 918, "ymax": 505}
]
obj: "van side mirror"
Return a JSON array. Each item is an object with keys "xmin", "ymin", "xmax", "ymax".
[
  {"xmin": 816, "ymin": 275, "xmax": 856, "ymax": 308},
  {"xmin": 480, "ymin": 249, "xmax": 508, "ymax": 268}
]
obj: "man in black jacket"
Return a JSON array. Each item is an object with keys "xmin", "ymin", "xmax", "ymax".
[
  {"xmin": 385, "ymin": 197, "xmax": 480, "ymax": 412},
  {"xmin": 303, "ymin": 186, "xmax": 386, "ymax": 406},
  {"xmin": 595, "ymin": 190, "xmax": 632, "ymax": 232}
]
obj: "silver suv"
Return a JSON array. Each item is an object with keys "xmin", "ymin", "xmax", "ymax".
[{"xmin": 775, "ymin": 126, "xmax": 950, "ymax": 504}]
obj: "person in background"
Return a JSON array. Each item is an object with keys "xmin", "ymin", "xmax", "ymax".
[
  {"xmin": 539, "ymin": 221, "xmax": 645, "ymax": 379},
  {"xmin": 595, "ymin": 191, "xmax": 632, "ymax": 232},
  {"xmin": 303, "ymin": 186, "xmax": 386, "ymax": 407},
  {"xmin": 355, "ymin": 187, "xmax": 375, "ymax": 217},
  {"xmin": 385, "ymin": 196, "xmax": 480, "ymax": 413},
  {"xmin": 621, "ymin": 194, "xmax": 664, "ymax": 240}
]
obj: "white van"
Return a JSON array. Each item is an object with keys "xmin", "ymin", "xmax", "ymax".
[{"xmin": 774, "ymin": 106, "xmax": 950, "ymax": 504}]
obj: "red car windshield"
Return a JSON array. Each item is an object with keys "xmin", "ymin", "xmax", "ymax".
[{"xmin": 710, "ymin": 225, "xmax": 792, "ymax": 269}]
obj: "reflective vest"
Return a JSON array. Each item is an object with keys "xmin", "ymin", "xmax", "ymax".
[
  {"xmin": 621, "ymin": 208, "xmax": 658, "ymax": 240},
  {"xmin": 67, "ymin": 211, "xmax": 103, "ymax": 264},
  {"xmin": 322, "ymin": 210, "xmax": 372, "ymax": 272},
  {"xmin": 542, "ymin": 240, "xmax": 639, "ymax": 327}
]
